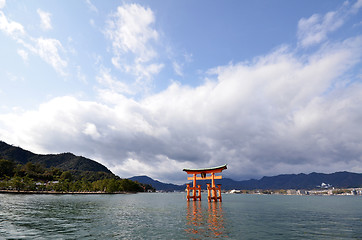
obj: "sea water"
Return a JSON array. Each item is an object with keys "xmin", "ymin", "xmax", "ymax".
[{"xmin": 0, "ymin": 193, "xmax": 361, "ymax": 239}]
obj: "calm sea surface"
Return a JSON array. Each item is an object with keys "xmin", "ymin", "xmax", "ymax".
[{"xmin": 0, "ymin": 193, "xmax": 361, "ymax": 239}]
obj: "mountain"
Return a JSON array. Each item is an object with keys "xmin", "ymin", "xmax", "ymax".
[
  {"xmin": 245, "ymin": 172, "xmax": 362, "ymax": 190},
  {"xmin": 129, "ymin": 176, "xmax": 186, "ymax": 191},
  {"xmin": 130, "ymin": 172, "xmax": 362, "ymax": 191},
  {"xmin": 0, "ymin": 140, "xmax": 113, "ymax": 175}
]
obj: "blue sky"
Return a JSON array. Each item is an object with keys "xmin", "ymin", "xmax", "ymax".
[{"xmin": 1, "ymin": 0, "xmax": 362, "ymax": 183}]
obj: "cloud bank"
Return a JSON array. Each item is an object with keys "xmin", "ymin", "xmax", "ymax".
[{"xmin": 2, "ymin": 35, "xmax": 362, "ymax": 182}]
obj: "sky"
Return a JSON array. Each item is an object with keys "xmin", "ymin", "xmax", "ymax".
[{"xmin": 0, "ymin": 0, "xmax": 362, "ymax": 184}]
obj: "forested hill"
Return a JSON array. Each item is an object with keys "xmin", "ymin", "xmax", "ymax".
[{"xmin": 0, "ymin": 141, "xmax": 112, "ymax": 174}]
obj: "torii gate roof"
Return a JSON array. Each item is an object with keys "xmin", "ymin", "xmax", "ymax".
[{"xmin": 183, "ymin": 164, "xmax": 227, "ymax": 174}]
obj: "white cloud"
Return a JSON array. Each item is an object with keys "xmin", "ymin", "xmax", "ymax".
[
  {"xmin": 6, "ymin": 72, "xmax": 24, "ymax": 82},
  {"xmin": 0, "ymin": 11, "xmax": 25, "ymax": 38},
  {"xmin": 37, "ymin": 9, "xmax": 52, "ymax": 31},
  {"xmin": 106, "ymin": 4, "xmax": 158, "ymax": 59},
  {"xmin": 83, "ymin": 123, "xmax": 101, "ymax": 140},
  {"xmin": 353, "ymin": 0, "xmax": 362, "ymax": 10},
  {"xmin": 35, "ymin": 38, "xmax": 67, "ymax": 76},
  {"xmin": 96, "ymin": 67, "xmax": 134, "ymax": 96},
  {"xmin": 0, "ymin": 0, "xmax": 5, "ymax": 9},
  {"xmin": 132, "ymin": 62, "xmax": 164, "ymax": 88},
  {"xmin": 17, "ymin": 49, "xmax": 28, "ymax": 61},
  {"xmin": 172, "ymin": 61, "xmax": 183, "ymax": 76},
  {"xmin": 105, "ymin": 3, "xmax": 163, "ymax": 87},
  {"xmin": 297, "ymin": 1, "xmax": 361, "ymax": 48},
  {"xmin": 77, "ymin": 66, "xmax": 87, "ymax": 84},
  {"xmin": 89, "ymin": 19, "xmax": 95, "ymax": 27},
  {"xmin": 298, "ymin": 12, "xmax": 343, "ymax": 47},
  {"xmin": 86, "ymin": 0, "xmax": 98, "ymax": 13},
  {"xmin": 0, "ymin": 10, "xmax": 67, "ymax": 75}
]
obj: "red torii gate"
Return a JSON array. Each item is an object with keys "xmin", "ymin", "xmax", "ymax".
[{"xmin": 183, "ymin": 164, "xmax": 227, "ymax": 202}]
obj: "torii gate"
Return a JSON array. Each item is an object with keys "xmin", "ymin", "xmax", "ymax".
[{"xmin": 183, "ymin": 164, "xmax": 227, "ymax": 202}]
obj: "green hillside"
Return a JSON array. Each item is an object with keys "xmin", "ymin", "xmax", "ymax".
[
  {"xmin": 0, "ymin": 141, "xmax": 112, "ymax": 175},
  {"xmin": 0, "ymin": 141, "xmax": 153, "ymax": 193}
]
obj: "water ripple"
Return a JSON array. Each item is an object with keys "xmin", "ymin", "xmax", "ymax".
[{"xmin": 0, "ymin": 193, "xmax": 361, "ymax": 239}]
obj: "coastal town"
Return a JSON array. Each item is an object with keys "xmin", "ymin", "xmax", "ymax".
[{"xmin": 226, "ymin": 188, "xmax": 362, "ymax": 196}]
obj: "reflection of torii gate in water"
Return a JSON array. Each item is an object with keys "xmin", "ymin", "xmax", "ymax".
[{"xmin": 183, "ymin": 164, "xmax": 227, "ymax": 202}]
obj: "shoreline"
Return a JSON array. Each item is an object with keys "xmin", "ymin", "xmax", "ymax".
[{"xmin": 0, "ymin": 190, "xmax": 133, "ymax": 194}]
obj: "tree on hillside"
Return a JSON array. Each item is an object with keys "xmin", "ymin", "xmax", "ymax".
[
  {"xmin": 0, "ymin": 159, "xmax": 15, "ymax": 179},
  {"xmin": 10, "ymin": 176, "xmax": 24, "ymax": 190},
  {"xmin": 60, "ymin": 171, "xmax": 73, "ymax": 181}
]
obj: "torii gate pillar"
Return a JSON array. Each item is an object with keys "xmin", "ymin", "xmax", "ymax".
[{"xmin": 183, "ymin": 164, "xmax": 227, "ymax": 202}]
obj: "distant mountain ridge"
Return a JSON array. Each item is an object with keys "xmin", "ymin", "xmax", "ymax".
[
  {"xmin": 131, "ymin": 171, "xmax": 362, "ymax": 191},
  {"xmin": 129, "ymin": 176, "xmax": 186, "ymax": 191},
  {"xmin": 0, "ymin": 140, "xmax": 113, "ymax": 174}
]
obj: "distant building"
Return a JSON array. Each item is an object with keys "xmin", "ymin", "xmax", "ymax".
[
  {"xmin": 318, "ymin": 182, "xmax": 332, "ymax": 189},
  {"xmin": 229, "ymin": 189, "xmax": 241, "ymax": 194},
  {"xmin": 287, "ymin": 189, "xmax": 297, "ymax": 195},
  {"xmin": 297, "ymin": 190, "xmax": 308, "ymax": 195}
]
